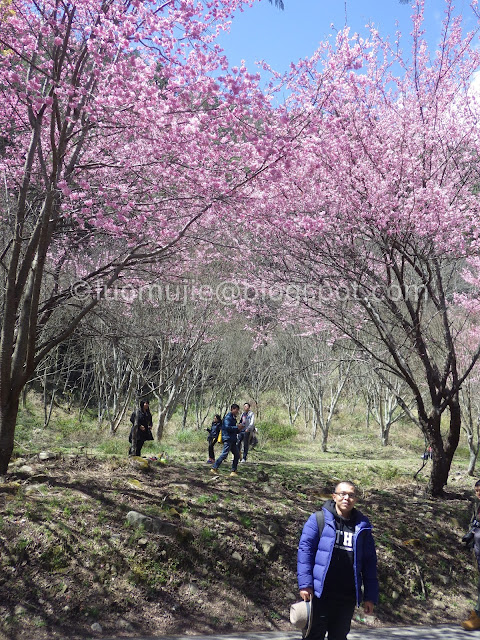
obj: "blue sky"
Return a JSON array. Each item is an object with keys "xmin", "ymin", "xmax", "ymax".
[{"xmin": 218, "ymin": 0, "xmax": 477, "ymax": 77}]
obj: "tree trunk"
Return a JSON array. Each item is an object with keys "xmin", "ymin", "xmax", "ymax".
[
  {"xmin": 428, "ymin": 447, "xmax": 451, "ymax": 497},
  {"xmin": 427, "ymin": 400, "xmax": 461, "ymax": 497},
  {"xmin": 467, "ymin": 431, "xmax": 478, "ymax": 476},
  {"xmin": 156, "ymin": 410, "xmax": 167, "ymax": 442},
  {"xmin": 130, "ymin": 423, "xmax": 138, "ymax": 457},
  {"xmin": 321, "ymin": 424, "xmax": 329, "ymax": 452},
  {"xmin": 0, "ymin": 396, "xmax": 20, "ymax": 474}
]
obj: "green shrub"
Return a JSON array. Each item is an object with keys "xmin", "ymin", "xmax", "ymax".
[
  {"xmin": 381, "ymin": 464, "xmax": 400, "ymax": 480},
  {"xmin": 176, "ymin": 428, "xmax": 203, "ymax": 444},
  {"xmin": 259, "ymin": 420, "xmax": 297, "ymax": 443},
  {"xmin": 97, "ymin": 438, "xmax": 128, "ymax": 455}
]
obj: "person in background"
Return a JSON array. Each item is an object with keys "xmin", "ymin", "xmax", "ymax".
[
  {"xmin": 238, "ymin": 402, "xmax": 255, "ymax": 463},
  {"xmin": 128, "ymin": 400, "xmax": 153, "ymax": 457},
  {"xmin": 461, "ymin": 480, "xmax": 480, "ymax": 630},
  {"xmin": 206, "ymin": 414, "xmax": 222, "ymax": 464},
  {"xmin": 210, "ymin": 404, "xmax": 243, "ymax": 477},
  {"xmin": 297, "ymin": 481, "xmax": 378, "ymax": 640}
]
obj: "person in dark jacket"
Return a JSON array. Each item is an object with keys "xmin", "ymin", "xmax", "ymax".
[
  {"xmin": 461, "ymin": 479, "xmax": 480, "ymax": 630},
  {"xmin": 206, "ymin": 414, "xmax": 222, "ymax": 464},
  {"xmin": 297, "ymin": 481, "xmax": 379, "ymax": 640},
  {"xmin": 210, "ymin": 404, "xmax": 243, "ymax": 476},
  {"xmin": 128, "ymin": 400, "xmax": 153, "ymax": 457}
]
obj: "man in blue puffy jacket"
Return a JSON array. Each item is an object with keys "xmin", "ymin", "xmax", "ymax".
[
  {"xmin": 297, "ymin": 481, "xmax": 378, "ymax": 640},
  {"xmin": 210, "ymin": 404, "xmax": 243, "ymax": 476}
]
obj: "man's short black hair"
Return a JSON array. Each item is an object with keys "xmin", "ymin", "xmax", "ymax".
[
  {"xmin": 334, "ymin": 481, "xmax": 357, "ymax": 494},
  {"xmin": 231, "ymin": 403, "xmax": 240, "ymax": 410}
]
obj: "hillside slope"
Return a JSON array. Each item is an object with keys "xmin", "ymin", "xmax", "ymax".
[{"xmin": 0, "ymin": 454, "xmax": 476, "ymax": 639}]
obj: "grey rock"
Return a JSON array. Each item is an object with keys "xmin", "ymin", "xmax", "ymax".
[
  {"xmin": 129, "ymin": 457, "xmax": 150, "ymax": 471},
  {"xmin": 232, "ymin": 551, "xmax": 243, "ymax": 561},
  {"xmin": 170, "ymin": 483, "xmax": 190, "ymax": 492},
  {"xmin": 116, "ymin": 619, "xmax": 134, "ymax": 631},
  {"xmin": 258, "ymin": 520, "xmax": 280, "ymax": 535},
  {"xmin": 126, "ymin": 510, "xmax": 178, "ymax": 536},
  {"xmin": 24, "ymin": 484, "xmax": 46, "ymax": 495},
  {"xmin": 11, "ymin": 458, "xmax": 27, "ymax": 467},
  {"xmin": 38, "ymin": 451, "xmax": 57, "ymax": 461},
  {"xmin": 91, "ymin": 622, "xmax": 103, "ymax": 632},
  {"xmin": 258, "ymin": 534, "xmax": 276, "ymax": 556},
  {"xmin": 16, "ymin": 465, "xmax": 34, "ymax": 476}
]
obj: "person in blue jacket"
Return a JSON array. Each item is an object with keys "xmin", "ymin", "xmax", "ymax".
[
  {"xmin": 297, "ymin": 481, "xmax": 379, "ymax": 640},
  {"xmin": 210, "ymin": 404, "xmax": 243, "ymax": 476}
]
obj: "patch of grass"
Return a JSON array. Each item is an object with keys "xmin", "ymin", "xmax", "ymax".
[
  {"xmin": 239, "ymin": 515, "xmax": 252, "ymax": 528},
  {"xmin": 200, "ymin": 527, "xmax": 217, "ymax": 542},
  {"xmin": 39, "ymin": 544, "xmax": 70, "ymax": 571},
  {"xmin": 196, "ymin": 493, "xmax": 219, "ymax": 505},
  {"xmin": 269, "ymin": 610, "xmax": 281, "ymax": 620},
  {"xmin": 97, "ymin": 438, "xmax": 128, "ymax": 456},
  {"xmin": 176, "ymin": 428, "xmax": 203, "ymax": 445},
  {"xmin": 15, "ymin": 538, "xmax": 31, "ymax": 554},
  {"xmin": 83, "ymin": 606, "xmax": 100, "ymax": 619},
  {"xmin": 97, "ymin": 510, "xmax": 108, "ymax": 524},
  {"xmin": 128, "ymin": 557, "xmax": 179, "ymax": 590}
]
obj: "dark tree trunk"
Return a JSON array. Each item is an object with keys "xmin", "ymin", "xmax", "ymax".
[
  {"xmin": 426, "ymin": 398, "xmax": 461, "ymax": 497},
  {"xmin": 130, "ymin": 423, "xmax": 138, "ymax": 456},
  {"xmin": 0, "ymin": 396, "xmax": 20, "ymax": 474}
]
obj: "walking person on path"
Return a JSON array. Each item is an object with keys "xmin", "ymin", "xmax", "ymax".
[
  {"xmin": 210, "ymin": 404, "xmax": 243, "ymax": 477},
  {"xmin": 128, "ymin": 400, "xmax": 153, "ymax": 457},
  {"xmin": 297, "ymin": 481, "xmax": 379, "ymax": 640},
  {"xmin": 461, "ymin": 479, "xmax": 480, "ymax": 630},
  {"xmin": 206, "ymin": 414, "xmax": 222, "ymax": 464},
  {"xmin": 237, "ymin": 402, "xmax": 255, "ymax": 463}
]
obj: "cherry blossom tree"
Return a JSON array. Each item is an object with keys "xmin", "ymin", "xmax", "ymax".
[
  {"xmin": 250, "ymin": 0, "xmax": 480, "ymax": 495},
  {"xmin": 0, "ymin": 0, "xmax": 279, "ymax": 473}
]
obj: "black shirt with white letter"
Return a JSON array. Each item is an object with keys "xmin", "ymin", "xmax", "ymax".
[{"xmin": 322, "ymin": 500, "xmax": 357, "ymax": 602}]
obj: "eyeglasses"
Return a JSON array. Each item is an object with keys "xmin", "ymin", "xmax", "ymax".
[{"xmin": 335, "ymin": 492, "xmax": 356, "ymax": 499}]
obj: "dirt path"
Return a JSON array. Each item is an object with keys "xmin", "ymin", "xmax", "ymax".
[{"xmin": 102, "ymin": 626, "xmax": 478, "ymax": 640}]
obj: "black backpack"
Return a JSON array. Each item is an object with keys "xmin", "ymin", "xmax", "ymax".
[{"xmin": 129, "ymin": 411, "xmax": 135, "ymax": 425}]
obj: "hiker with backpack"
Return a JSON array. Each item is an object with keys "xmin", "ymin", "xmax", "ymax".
[
  {"xmin": 297, "ymin": 481, "xmax": 378, "ymax": 640},
  {"xmin": 206, "ymin": 414, "xmax": 222, "ymax": 464},
  {"xmin": 128, "ymin": 400, "xmax": 153, "ymax": 457}
]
